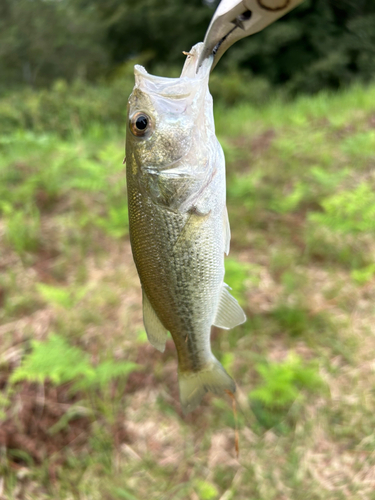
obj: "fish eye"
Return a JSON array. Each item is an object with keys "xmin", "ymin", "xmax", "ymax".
[{"xmin": 130, "ymin": 112, "xmax": 151, "ymax": 137}]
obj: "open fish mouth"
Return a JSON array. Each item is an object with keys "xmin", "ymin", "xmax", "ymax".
[{"xmin": 134, "ymin": 43, "xmax": 213, "ymax": 98}]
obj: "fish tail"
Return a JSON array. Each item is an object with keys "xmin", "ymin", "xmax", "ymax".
[{"xmin": 178, "ymin": 356, "xmax": 236, "ymax": 414}]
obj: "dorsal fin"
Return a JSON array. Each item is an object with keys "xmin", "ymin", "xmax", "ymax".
[
  {"xmin": 213, "ymin": 284, "xmax": 246, "ymax": 330},
  {"xmin": 142, "ymin": 291, "xmax": 169, "ymax": 352}
]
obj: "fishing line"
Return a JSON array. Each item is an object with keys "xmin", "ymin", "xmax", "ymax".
[{"xmin": 225, "ymin": 389, "xmax": 239, "ymax": 459}]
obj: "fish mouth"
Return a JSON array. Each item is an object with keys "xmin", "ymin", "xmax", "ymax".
[
  {"xmin": 134, "ymin": 66, "xmax": 192, "ymax": 99},
  {"xmin": 134, "ymin": 43, "xmax": 213, "ymax": 99}
]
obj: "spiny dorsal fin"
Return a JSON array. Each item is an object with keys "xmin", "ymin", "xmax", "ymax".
[
  {"xmin": 142, "ymin": 290, "xmax": 169, "ymax": 352},
  {"xmin": 213, "ymin": 284, "xmax": 246, "ymax": 330}
]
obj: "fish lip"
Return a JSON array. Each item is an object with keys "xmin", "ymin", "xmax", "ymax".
[
  {"xmin": 134, "ymin": 65, "xmax": 205, "ymax": 99},
  {"xmin": 134, "ymin": 65, "xmax": 182, "ymax": 88},
  {"xmin": 134, "ymin": 43, "xmax": 213, "ymax": 97}
]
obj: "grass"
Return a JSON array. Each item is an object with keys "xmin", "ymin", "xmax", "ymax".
[{"xmin": 1, "ymin": 82, "xmax": 375, "ymax": 499}]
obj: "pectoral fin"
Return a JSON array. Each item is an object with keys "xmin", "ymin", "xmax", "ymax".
[
  {"xmin": 142, "ymin": 291, "xmax": 169, "ymax": 352},
  {"xmin": 213, "ymin": 284, "xmax": 246, "ymax": 330}
]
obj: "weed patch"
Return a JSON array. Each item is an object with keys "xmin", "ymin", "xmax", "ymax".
[
  {"xmin": 11, "ymin": 334, "xmax": 140, "ymax": 391},
  {"xmin": 250, "ymin": 353, "xmax": 324, "ymax": 430}
]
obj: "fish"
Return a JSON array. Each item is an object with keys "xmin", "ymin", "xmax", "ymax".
[{"xmin": 126, "ymin": 42, "xmax": 246, "ymax": 414}]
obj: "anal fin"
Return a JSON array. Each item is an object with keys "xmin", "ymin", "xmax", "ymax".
[
  {"xmin": 213, "ymin": 284, "xmax": 246, "ymax": 330},
  {"xmin": 142, "ymin": 291, "xmax": 169, "ymax": 352}
]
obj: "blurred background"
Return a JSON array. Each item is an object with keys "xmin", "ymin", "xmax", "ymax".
[{"xmin": 1, "ymin": 0, "xmax": 375, "ymax": 498}]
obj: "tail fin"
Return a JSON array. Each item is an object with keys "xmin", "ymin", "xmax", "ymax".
[{"xmin": 178, "ymin": 356, "xmax": 236, "ymax": 414}]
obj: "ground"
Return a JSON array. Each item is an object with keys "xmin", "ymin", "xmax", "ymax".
[{"xmin": 1, "ymin": 84, "xmax": 375, "ymax": 499}]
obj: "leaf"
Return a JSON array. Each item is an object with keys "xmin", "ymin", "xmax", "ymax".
[
  {"xmin": 36, "ymin": 283, "xmax": 88, "ymax": 309},
  {"xmin": 194, "ymin": 480, "xmax": 219, "ymax": 500},
  {"xmin": 73, "ymin": 360, "xmax": 141, "ymax": 390},
  {"xmin": 11, "ymin": 334, "xmax": 141, "ymax": 393},
  {"xmin": 309, "ymin": 183, "xmax": 375, "ymax": 234},
  {"xmin": 249, "ymin": 353, "xmax": 323, "ymax": 410},
  {"xmin": 36, "ymin": 283, "xmax": 74, "ymax": 308},
  {"xmin": 351, "ymin": 264, "xmax": 375, "ymax": 285},
  {"xmin": 10, "ymin": 334, "xmax": 94, "ymax": 385}
]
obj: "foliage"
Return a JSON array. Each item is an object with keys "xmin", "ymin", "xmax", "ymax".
[
  {"xmin": 209, "ymin": 69, "xmax": 272, "ymax": 107},
  {"xmin": 194, "ymin": 480, "xmax": 219, "ymax": 500},
  {"xmin": 1, "ymin": 82, "xmax": 375, "ymax": 499},
  {"xmin": 0, "ymin": 0, "xmax": 108, "ymax": 90},
  {"xmin": 94, "ymin": 203, "xmax": 129, "ymax": 239},
  {"xmin": 224, "ymin": 258, "xmax": 260, "ymax": 306},
  {"xmin": 309, "ymin": 183, "xmax": 375, "ymax": 234},
  {"xmin": 36, "ymin": 283, "xmax": 88, "ymax": 309},
  {"xmin": 2, "ymin": 204, "xmax": 41, "ymax": 255},
  {"xmin": 305, "ymin": 226, "xmax": 372, "ymax": 269},
  {"xmin": 0, "ymin": 78, "xmax": 132, "ymax": 137},
  {"xmin": 10, "ymin": 334, "xmax": 140, "ymax": 391},
  {"xmin": 250, "ymin": 353, "xmax": 323, "ymax": 409},
  {"xmin": 225, "ymin": 0, "xmax": 375, "ymax": 93},
  {"xmin": 351, "ymin": 264, "xmax": 375, "ymax": 285},
  {"xmin": 97, "ymin": 0, "xmax": 215, "ymax": 70},
  {"xmin": 249, "ymin": 353, "xmax": 324, "ymax": 430},
  {"xmin": 271, "ymin": 304, "xmax": 329, "ymax": 339},
  {"xmin": 2, "ymin": 0, "xmax": 375, "ymax": 95},
  {"xmin": 0, "ymin": 71, "xmax": 275, "ymax": 137},
  {"xmin": 0, "ymin": 131, "xmax": 128, "ymax": 259}
]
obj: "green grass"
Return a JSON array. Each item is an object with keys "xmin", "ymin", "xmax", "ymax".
[{"xmin": 1, "ymin": 82, "xmax": 375, "ymax": 499}]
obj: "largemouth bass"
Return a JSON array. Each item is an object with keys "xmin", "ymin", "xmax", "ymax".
[{"xmin": 126, "ymin": 43, "xmax": 246, "ymax": 414}]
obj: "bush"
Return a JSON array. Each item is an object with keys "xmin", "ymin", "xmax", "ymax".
[{"xmin": 0, "ymin": 78, "xmax": 133, "ymax": 137}]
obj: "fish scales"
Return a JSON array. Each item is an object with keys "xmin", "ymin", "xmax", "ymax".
[
  {"xmin": 127, "ymin": 150, "xmax": 225, "ymax": 372},
  {"xmin": 126, "ymin": 43, "xmax": 246, "ymax": 413}
]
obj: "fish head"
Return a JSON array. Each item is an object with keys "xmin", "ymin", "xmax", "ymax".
[
  {"xmin": 126, "ymin": 44, "xmax": 216, "ymax": 212},
  {"xmin": 127, "ymin": 75, "xmax": 196, "ymax": 170}
]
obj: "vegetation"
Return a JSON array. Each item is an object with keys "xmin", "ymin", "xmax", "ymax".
[
  {"xmin": 1, "ymin": 81, "xmax": 375, "ymax": 498},
  {"xmin": 1, "ymin": 0, "xmax": 375, "ymax": 93}
]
